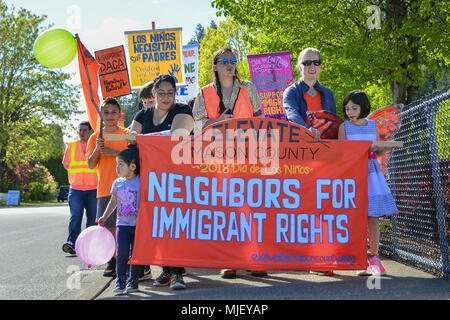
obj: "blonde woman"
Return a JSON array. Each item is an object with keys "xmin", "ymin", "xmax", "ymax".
[{"xmin": 283, "ymin": 47, "xmax": 336, "ymax": 139}]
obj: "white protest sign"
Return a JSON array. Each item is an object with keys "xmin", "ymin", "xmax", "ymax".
[{"xmin": 175, "ymin": 44, "xmax": 199, "ymax": 104}]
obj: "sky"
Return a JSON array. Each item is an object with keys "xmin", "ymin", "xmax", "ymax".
[{"xmin": 4, "ymin": 0, "xmax": 221, "ymax": 141}]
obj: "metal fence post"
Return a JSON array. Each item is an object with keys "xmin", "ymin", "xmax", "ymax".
[{"xmin": 426, "ymin": 95, "xmax": 450, "ymax": 280}]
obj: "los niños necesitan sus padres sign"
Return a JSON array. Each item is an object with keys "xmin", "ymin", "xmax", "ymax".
[{"xmin": 125, "ymin": 28, "xmax": 184, "ymax": 88}]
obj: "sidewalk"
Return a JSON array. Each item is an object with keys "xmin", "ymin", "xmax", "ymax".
[{"xmin": 69, "ymin": 255, "xmax": 450, "ymax": 301}]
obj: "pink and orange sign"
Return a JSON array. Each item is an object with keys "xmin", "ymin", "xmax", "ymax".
[{"xmin": 248, "ymin": 52, "xmax": 294, "ymax": 121}]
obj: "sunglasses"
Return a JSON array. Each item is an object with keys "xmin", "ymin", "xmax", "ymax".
[
  {"xmin": 219, "ymin": 58, "xmax": 237, "ymax": 65},
  {"xmin": 301, "ymin": 60, "xmax": 321, "ymax": 66}
]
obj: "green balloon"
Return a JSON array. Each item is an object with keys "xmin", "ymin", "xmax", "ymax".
[{"xmin": 33, "ymin": 29, "xmax": 77, "ymax": 68}]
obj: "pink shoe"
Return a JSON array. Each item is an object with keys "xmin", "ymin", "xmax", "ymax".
[{"xmin": 369, "ymin": 255, "xmax": 386, "ymax": 276}]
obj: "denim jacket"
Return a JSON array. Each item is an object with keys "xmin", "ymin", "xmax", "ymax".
[{"xmin": 283, "ymin": 80, "xmax": 336, "ymax": 128}]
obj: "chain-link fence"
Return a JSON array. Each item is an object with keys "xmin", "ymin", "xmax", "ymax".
[{"xmin": 381, "ymin": 87, "xmax": 450, "ymax": 279}]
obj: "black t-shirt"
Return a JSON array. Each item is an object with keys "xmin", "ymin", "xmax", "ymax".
[{"xmin": 133, "ymin": 103, "xmax": 193, "ymax": 134}]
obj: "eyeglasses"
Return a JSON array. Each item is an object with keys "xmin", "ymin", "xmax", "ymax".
[
  {"xmin": 219, "ymin": 58, "xmax": 237, "ymax": 65},
  {"xmin": 156, "ymin": 91, "xmax": 175, "ymax": 98},
  {"xmin": 301, "ymin": 60, "xmax": 321, "ymax": 66}
]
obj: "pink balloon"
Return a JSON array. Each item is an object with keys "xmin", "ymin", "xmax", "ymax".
[{"xmin": 75, "ymin": 226, "xmax": 115, "ymax": 268}]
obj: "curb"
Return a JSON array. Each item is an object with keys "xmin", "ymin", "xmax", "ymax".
[
  {"xmin": 76, "ymin": 276, "xmax": 114, "ymax": 300},
  {"xmin": 57, "ymin": 268, "xmax": 114, "ymax": 300}
]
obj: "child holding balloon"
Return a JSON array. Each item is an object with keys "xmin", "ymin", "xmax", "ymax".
[
  {"xmin": 87, "ymin": 98, "xmax": 130, "ymax": 277},
  {"xmin": 98, "ymin": 145, "xmax": 143, "ymax": 293}
]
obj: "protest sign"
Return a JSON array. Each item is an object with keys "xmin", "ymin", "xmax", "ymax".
[
  {"xmin": 248, "ymin": 52, "xmax": 294, "ymax": 120},
  {"xmin": 175, "ymin": 44, "xmax": 199, "ymax": 104},
  {"xmin": 129, "ymin": 118, "xmax": 370, "ymax": 271},
  {"xmin": 6, "ymin": 190, "xmax": 20, "ymax": 206},
  {"xmin": 95, "ymin": 45, "xmax": 131, "ymax": 99},
  {"xmin": 125, "ymin": 28, "xmax": 184, "ymax": 88}
]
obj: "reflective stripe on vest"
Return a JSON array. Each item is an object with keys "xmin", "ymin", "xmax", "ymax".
[
  {"xmin": 68, "ymin": 141, "xmax": 97, "ymax": 186},
  {"xmin": 70, "ymin": 141, "xmax": 89, "ymax": 167},
  {"xmin": 202, "ymin": 84, "xmax": 254, "ymax": 119},
  {"xmin": 67, "ymin": 168, "xmax": 98, "ymax": 173}
]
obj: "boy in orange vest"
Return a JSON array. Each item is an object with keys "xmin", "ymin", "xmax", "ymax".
[
  {"xmin": 87, "ymin": 98, "xmax": 130, "ymax": 277},
  {"xmin": 62, "ymin": 121, "xmax": 98, "ymax": 255}
]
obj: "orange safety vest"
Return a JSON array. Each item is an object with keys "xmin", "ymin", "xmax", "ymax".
[
  {"xmin": 202, "ymin": 83, "xmax": 254, "ymax": 119},
  {"xmin": 67, "ymin": 140, "xmax": 98, "ymax": 187}
]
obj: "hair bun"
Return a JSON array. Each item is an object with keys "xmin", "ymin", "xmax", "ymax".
[{"xmin": 127, "ymin": 144, "xmax": 139, "ymax": 152}]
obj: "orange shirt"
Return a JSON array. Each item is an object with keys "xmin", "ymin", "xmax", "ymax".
[
  {"xmin": 304, "ymin": 91, "xmax": 322, "ymax": 112},
  {"xmin": 86, "ymin": 127, "xmax": 130, "ymax": 198}
]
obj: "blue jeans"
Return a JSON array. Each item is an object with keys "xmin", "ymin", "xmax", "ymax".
[
  {"xmin": 67, "ymin": 188, "xmax": 97, "ymax": 244},
  {"xmin": 116, "ymin": 226, "xmax": 143, "ymax": 283}
]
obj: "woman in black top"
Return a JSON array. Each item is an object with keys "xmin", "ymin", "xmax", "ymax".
[
  {"xmin": 130, "ymin": 74, "xmax": 194, "ymax": 136},
  {"xmin": 129, "ymin": 74, "xmax": 194, "ymax": 290}
]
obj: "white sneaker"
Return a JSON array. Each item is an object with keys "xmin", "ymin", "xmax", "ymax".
[
  {"xmin": 357, "ymin": 260, "xmax": 372, "ymax": 276},
  {"xmin": 139, "ymin": 266, "xmax": 152, "ymax": 282}
]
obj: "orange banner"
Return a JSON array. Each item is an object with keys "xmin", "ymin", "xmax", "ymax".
[
  {"xmin": 76, "ymin": 34, "xmax": 101, "ymax": 132},
  {"xmin": 130, "ymin": 118, "xmax": 370, "ymax": 271}
]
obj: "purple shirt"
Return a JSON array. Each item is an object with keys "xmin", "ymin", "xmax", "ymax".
[{"xmin": 111, "ymin": 175, "xmax": 140, "ymax": 226}]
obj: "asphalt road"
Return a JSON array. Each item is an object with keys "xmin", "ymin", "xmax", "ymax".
[
  {"xmin": 1, "ymin": 205, "xmax": 449, "ymax": 302},
  {"xmin": 0, "ymin": 204, "xmax": 90, "ymax": 300}
]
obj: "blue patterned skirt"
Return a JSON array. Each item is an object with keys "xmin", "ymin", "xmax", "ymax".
[{"xmin": 368, "ymin": 159, "xmax": 399, "ymax": 217}]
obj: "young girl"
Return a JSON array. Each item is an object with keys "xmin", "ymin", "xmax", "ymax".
[
  {"xmin": 338, "ymin": 90, "xmax": 399, "ymax": 276},
  {"xmin": 98, "ymin": 146, "xmax": 142, "ymax": 293}
]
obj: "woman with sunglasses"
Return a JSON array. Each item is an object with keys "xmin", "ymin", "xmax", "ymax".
[
  {"xmin": 285, "ymin": 48, "xmax": 336, "ymax": 277},
  {"xmin": 193, "ymin": 47, "xmax": 266, "ymax": 280},
  {"xmin": 283, "ymin": 47, "xmax": 336, "ymax": 139},
  {"xmin": 192, "ymin": 47, "xmax": 262, "ymax": 130}
]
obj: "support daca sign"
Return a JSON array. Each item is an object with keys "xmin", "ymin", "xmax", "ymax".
[
  {"xmin": 95, "ymin": 45, "xmax": 131, "ymax": 99},
  {"xmin": 130, "ymin": 118, "xmax": 370, "ymax": 271}
]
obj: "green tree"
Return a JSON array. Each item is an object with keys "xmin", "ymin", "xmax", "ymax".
[
  {"xmin": 188, "ymin": 21, "xmax": 219, "ymax": 46},
  {"xmin": 40, "ymin": 125, "xmax": 68, "ymax": 187},
  {"xmin": 418, "ymin": 67, "xmax": 450, "ymax": 98},
  {"xmin": 119, "ymin": 91, "xmax": 140, "ymax": 128},
  {"xmin": 198, "ymin": 17, "xmax": 251, "ymax": 89},
  {"xmin": 0, "ymin": 2, "xmax": 80, "ymax": 188},
  {"xmin": 212, "ymin": 0, "xmax": 449, "ymax": 107},
  {"xmin": 42, "ymin": 154, "xmax": 69, "ymax": 187},
  {"xmin": 188, "ymin": 23, "xmax": 205, "ymax": 45},
  {"xmin": 209, "ymin": 20, "xmax": 218, "ymax": 30}
]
